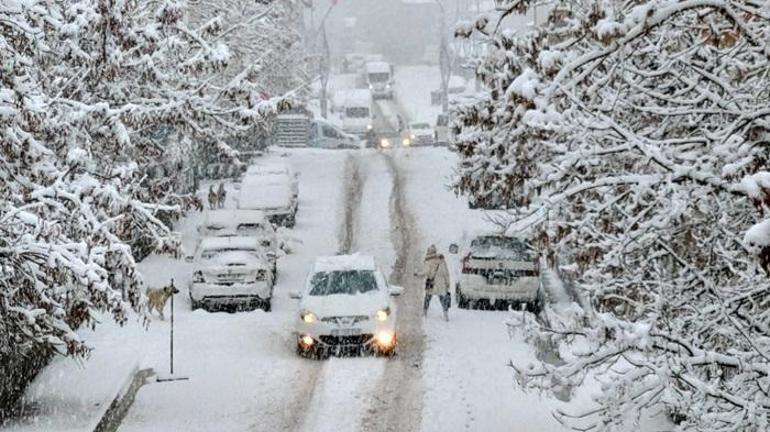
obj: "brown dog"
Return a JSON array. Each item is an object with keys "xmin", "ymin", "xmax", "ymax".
[{"xmin": 146, "ymin": 281, "xmax": 180, "ymax": 320}]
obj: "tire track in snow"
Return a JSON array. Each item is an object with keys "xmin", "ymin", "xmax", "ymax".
[
  {"xmin": 284, "ymin": 152, "xmax": 367, "ymax": 432},
  {"xmin": 338, "ymin": 154, "xmax": 364, "ymax": 254},
  {"xmin": 359, "ymin": 151, "xmax": 426, "ymax": 432}
]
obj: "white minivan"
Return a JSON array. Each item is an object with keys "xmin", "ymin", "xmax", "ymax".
[
  {"xmin": 341, "ymin": 90, "xmax": 373, "ymax": 137},
  {"xmin": 310, "ymin": 119, "xmax": 361, "ymax": 149}
]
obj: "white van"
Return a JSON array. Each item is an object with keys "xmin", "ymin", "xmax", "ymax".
[
  {"xmin": 365, "ymin": 61, "xmax": 394, "ymax": 99},
  {"xmin": 341, "ymin": 90, "xmax": 373, "ymax": 136},
  {"xmin": 310, "ymin": 119, "xmax": 361, "ymax": 149}
]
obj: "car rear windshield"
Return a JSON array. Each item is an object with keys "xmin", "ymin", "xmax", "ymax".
[
  {"xmin": 346, "ymin": 107, "xmax": 369, "ymax": 118},
  {"xmin": 201, "ymin": 247, "xmax": 257, "ymax": 260},
  {"xmin": 471, "ymin": 237, "xmax": 533, "ymax": 260},
  {"xmin": 308, "ymin": 270, "xmax": 379, "ymax": 296}
]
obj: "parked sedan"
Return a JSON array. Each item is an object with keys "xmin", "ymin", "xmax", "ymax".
[
  {"xmin": 450, "ymin": 235, "xmax": 541, "ymax": 311},
  {"xmin": 198, "ymin": 209, "xmax": 279, "ymax": 277},
  {"xmin": 290, "ymin": 255, "xmax": 403, "ymax": 358},
  {"xmin": 188, "ymin": 236, "xmax": 275, "ymax": 311}
]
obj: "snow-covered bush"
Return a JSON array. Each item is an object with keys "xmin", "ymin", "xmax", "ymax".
[
  {"xmin": 455, "ymin": 0, "xmax": 770, "ymax": 430},
  {"xmin": 0, "ymin": 0, "xmax": 300, "ymax": 361}
]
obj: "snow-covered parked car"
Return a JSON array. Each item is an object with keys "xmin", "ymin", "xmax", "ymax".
[
  {"xmin": 404, "ymin": 121, "xmax": 434, "ymax": 146},
  {"xmin": 198, "ymin": 209, "xmax": 279, "ymax": 276},
  {"xmin": 244, "ymin": 162, "xmax": 299, "ymax": 198},
  {"xmin": 187, "ymin": 236, "xmax": 275, "ymax": 312},
  {"xmin": 450, "ymin": 235, "xmax": 541, "ymax": 311},
  {"xmin": 290, "ymin": 255, "xmax": 403, "ymax": 358},
  {"xmin": 237, "ymin": 175, "xmax": 298, "ymax": 228}
]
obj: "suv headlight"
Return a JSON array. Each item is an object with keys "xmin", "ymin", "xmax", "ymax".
[
  {"xmin": 193, "ymin": 271, "xmax": 204, "ymax": 283},
  {"xmin": 301, "ymin": 311, "xmax": 317, "ymax": 323},
  {"xmin": 366, "ymin": 124, "xmax": 373, "ymax": 130},
  {"xmin": 375, "ymin": 307, "xmax": 390, "ymax": 321}
]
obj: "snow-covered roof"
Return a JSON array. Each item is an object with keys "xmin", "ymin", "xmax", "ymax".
[
  {"xmin": 246, "ymin": 161, "xmax": 292, "ymax": 176},
  {"xmin": 238, "ymin": 178, "xmax": 293, "ymax": 209},
  {"xmin": 745, "ymin": 219, "xmax": 770, "ymax": 248},
  {"xmin": 343, "ymin": 90, "xmax": 371, "ymax": 106},
  {"xmin": 365, "ymin": 61, "xmax": 390, "ymax": 74},
  {"xmin": 199, "ymin": 236, "xmax": 260, "ymax": 250},
  {"xmin": 203, "ymin": 209, "xmax": 268, "ymax": 226},
  {"xmin": 313, "ymin": 254, "xmax": 377, "ymax": 272}
]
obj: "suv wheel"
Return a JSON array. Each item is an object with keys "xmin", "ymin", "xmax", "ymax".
[{"xmin": 262, "ymin": 298, "xmax": 272, "ymax": 312}]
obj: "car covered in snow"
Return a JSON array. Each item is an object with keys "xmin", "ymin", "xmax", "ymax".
[
  {"xmin": 244, "ymin": 162, "xmax": 299, "ymax": 198},
  {"xmin": 451, "ymin": 235, "xmax": 542, "ymax": 311},
  {"xmin": 290, "ymin": 255, "xmax": 403, "ymax": 358},
  {"xmin": 188, "ymin": 236, "xmax": 275, "ymax": 311},
  {"xmin": 403, "ymin": 121, "xmax": 434, "ymax": 147},
  {"xmin": 237, "ymin": 175, "xmax": 298, "ymax": 228},
  {"xmin": 198, "ymin": 209, "xmax": 279, "ymax": 276}
]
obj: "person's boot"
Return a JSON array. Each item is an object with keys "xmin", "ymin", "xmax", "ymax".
[{"xmin": 443, "ymin": 309, "xmax": 449, "ymax": 322}]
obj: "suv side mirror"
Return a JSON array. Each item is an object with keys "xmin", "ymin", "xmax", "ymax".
[
  {"xmin": 448, "ymin": 244, "xmax": 459, "ymax": 254},
  {"xmin": 289, "ymin": 291, "xmax": 302, "ymax": 300}
]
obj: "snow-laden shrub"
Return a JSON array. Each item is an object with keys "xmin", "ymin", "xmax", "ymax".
[{"xmin": 454, "ymin": 0, "xmax": 770, "ymax": 430}]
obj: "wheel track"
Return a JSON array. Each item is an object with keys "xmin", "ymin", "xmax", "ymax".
[
  {"xmin": 338, "ymin": 154, "xmax": 364, "ymax": 254},
  {"xmin": 359, "ymin": 151, "xmax": 425, "ymax": 432},
  {"xmin": 284, "ymin": 152, "xmax": 365, "ymax": 432}
]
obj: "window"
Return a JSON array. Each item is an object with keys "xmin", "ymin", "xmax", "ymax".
[
  {"xmin": 322, "ymin": 125, "xmax": 339, "ymax": 138},
  {"xmin": 368, "ymin": 72, "xmax": 389, "ymax": 83},
  {"xmin": 308, "ymin": 270, "xmax": 379, "ymax": 296},
  {"xmin": 201, "ymin": 247, "xmax": 258, "ymax": 260},
  {"xmin": 346, "ymin": 107, "xmax": 370, "ymax": 118}
]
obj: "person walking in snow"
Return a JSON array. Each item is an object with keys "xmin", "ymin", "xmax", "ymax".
[
  {"xmin": 207, "ymin": 185, "xmax": 217, "ymax": 210},
  {"xmin": 216, "ymin": 182, "xmax": 226, "ymax": 209},
  {"xmin": 416, "ymin": 244, "xmax": 451, "ymax": 321}
]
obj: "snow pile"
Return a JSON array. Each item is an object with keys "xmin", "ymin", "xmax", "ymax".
[{"xmin": 744, "ymin": 219, "xmax": 770, "ymax": 251}]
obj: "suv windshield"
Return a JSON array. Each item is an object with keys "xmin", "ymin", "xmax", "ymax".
[
  {"xmin": 411, "ymin": 123, "xmax": 430, "ymax": 130},
  {"xmin": 471, "ymin": 237, "xmax": 533, "ymax": 260},
  {"xmin": 346, "ymin": 107, "xmax": 369, "ymax": 118},
  {"xmin": 308, "ymin": 270, "xmax": 379, "ymax": 296}
]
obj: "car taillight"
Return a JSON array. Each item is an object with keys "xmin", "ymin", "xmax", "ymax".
[
  {"xmin": 256, "ymin": 270, "xmax": 267, "ymax": 281},
  {"xmin": 462, "ymin": 254, "xmax": 472, "ymax": 273},
  {"xmin": 193, "ymin": 271, "xmax": 204, "ymax": 283}
]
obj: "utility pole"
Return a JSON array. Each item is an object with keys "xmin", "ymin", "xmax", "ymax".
[
  {"xmin": 320, "ymin": 23, "xmax": 330, "ymax": 118},
  {"xmin": 436, "ymin": 0, "xmax": 451, "ymax": 114}
]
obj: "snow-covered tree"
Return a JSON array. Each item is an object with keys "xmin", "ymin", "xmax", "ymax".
[
  {"xmin": 455, "ymin": 0, "xmax": 770, "ymax": 430},
  {"xmin": 0, "ymin": 0, "xmax": 295, "ymax": 360}
]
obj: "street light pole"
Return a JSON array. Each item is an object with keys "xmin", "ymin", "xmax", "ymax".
[{"xmin": 436, "ymin": 0, "xmax": 451, "ymax": 114}]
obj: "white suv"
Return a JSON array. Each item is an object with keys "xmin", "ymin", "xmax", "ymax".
[
  {"xmin": 290, "ymin": 255, "xmax": 403, "ymax": 358},
  {"xmin": 451, "ymin": 235, "xmax": 541, "ymax": 311},
  {"xmin": 188, "ymin": 236, "xmax": 275, "ymax": 311}
]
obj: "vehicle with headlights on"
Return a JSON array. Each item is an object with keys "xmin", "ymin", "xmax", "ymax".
[
  {"xmin": 404, "ymin": 121, "xmax": 434, "ymax": 147},
  {"xmin": 290, "ymin": 255, "xmax": 403, "ymax": 358}
]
